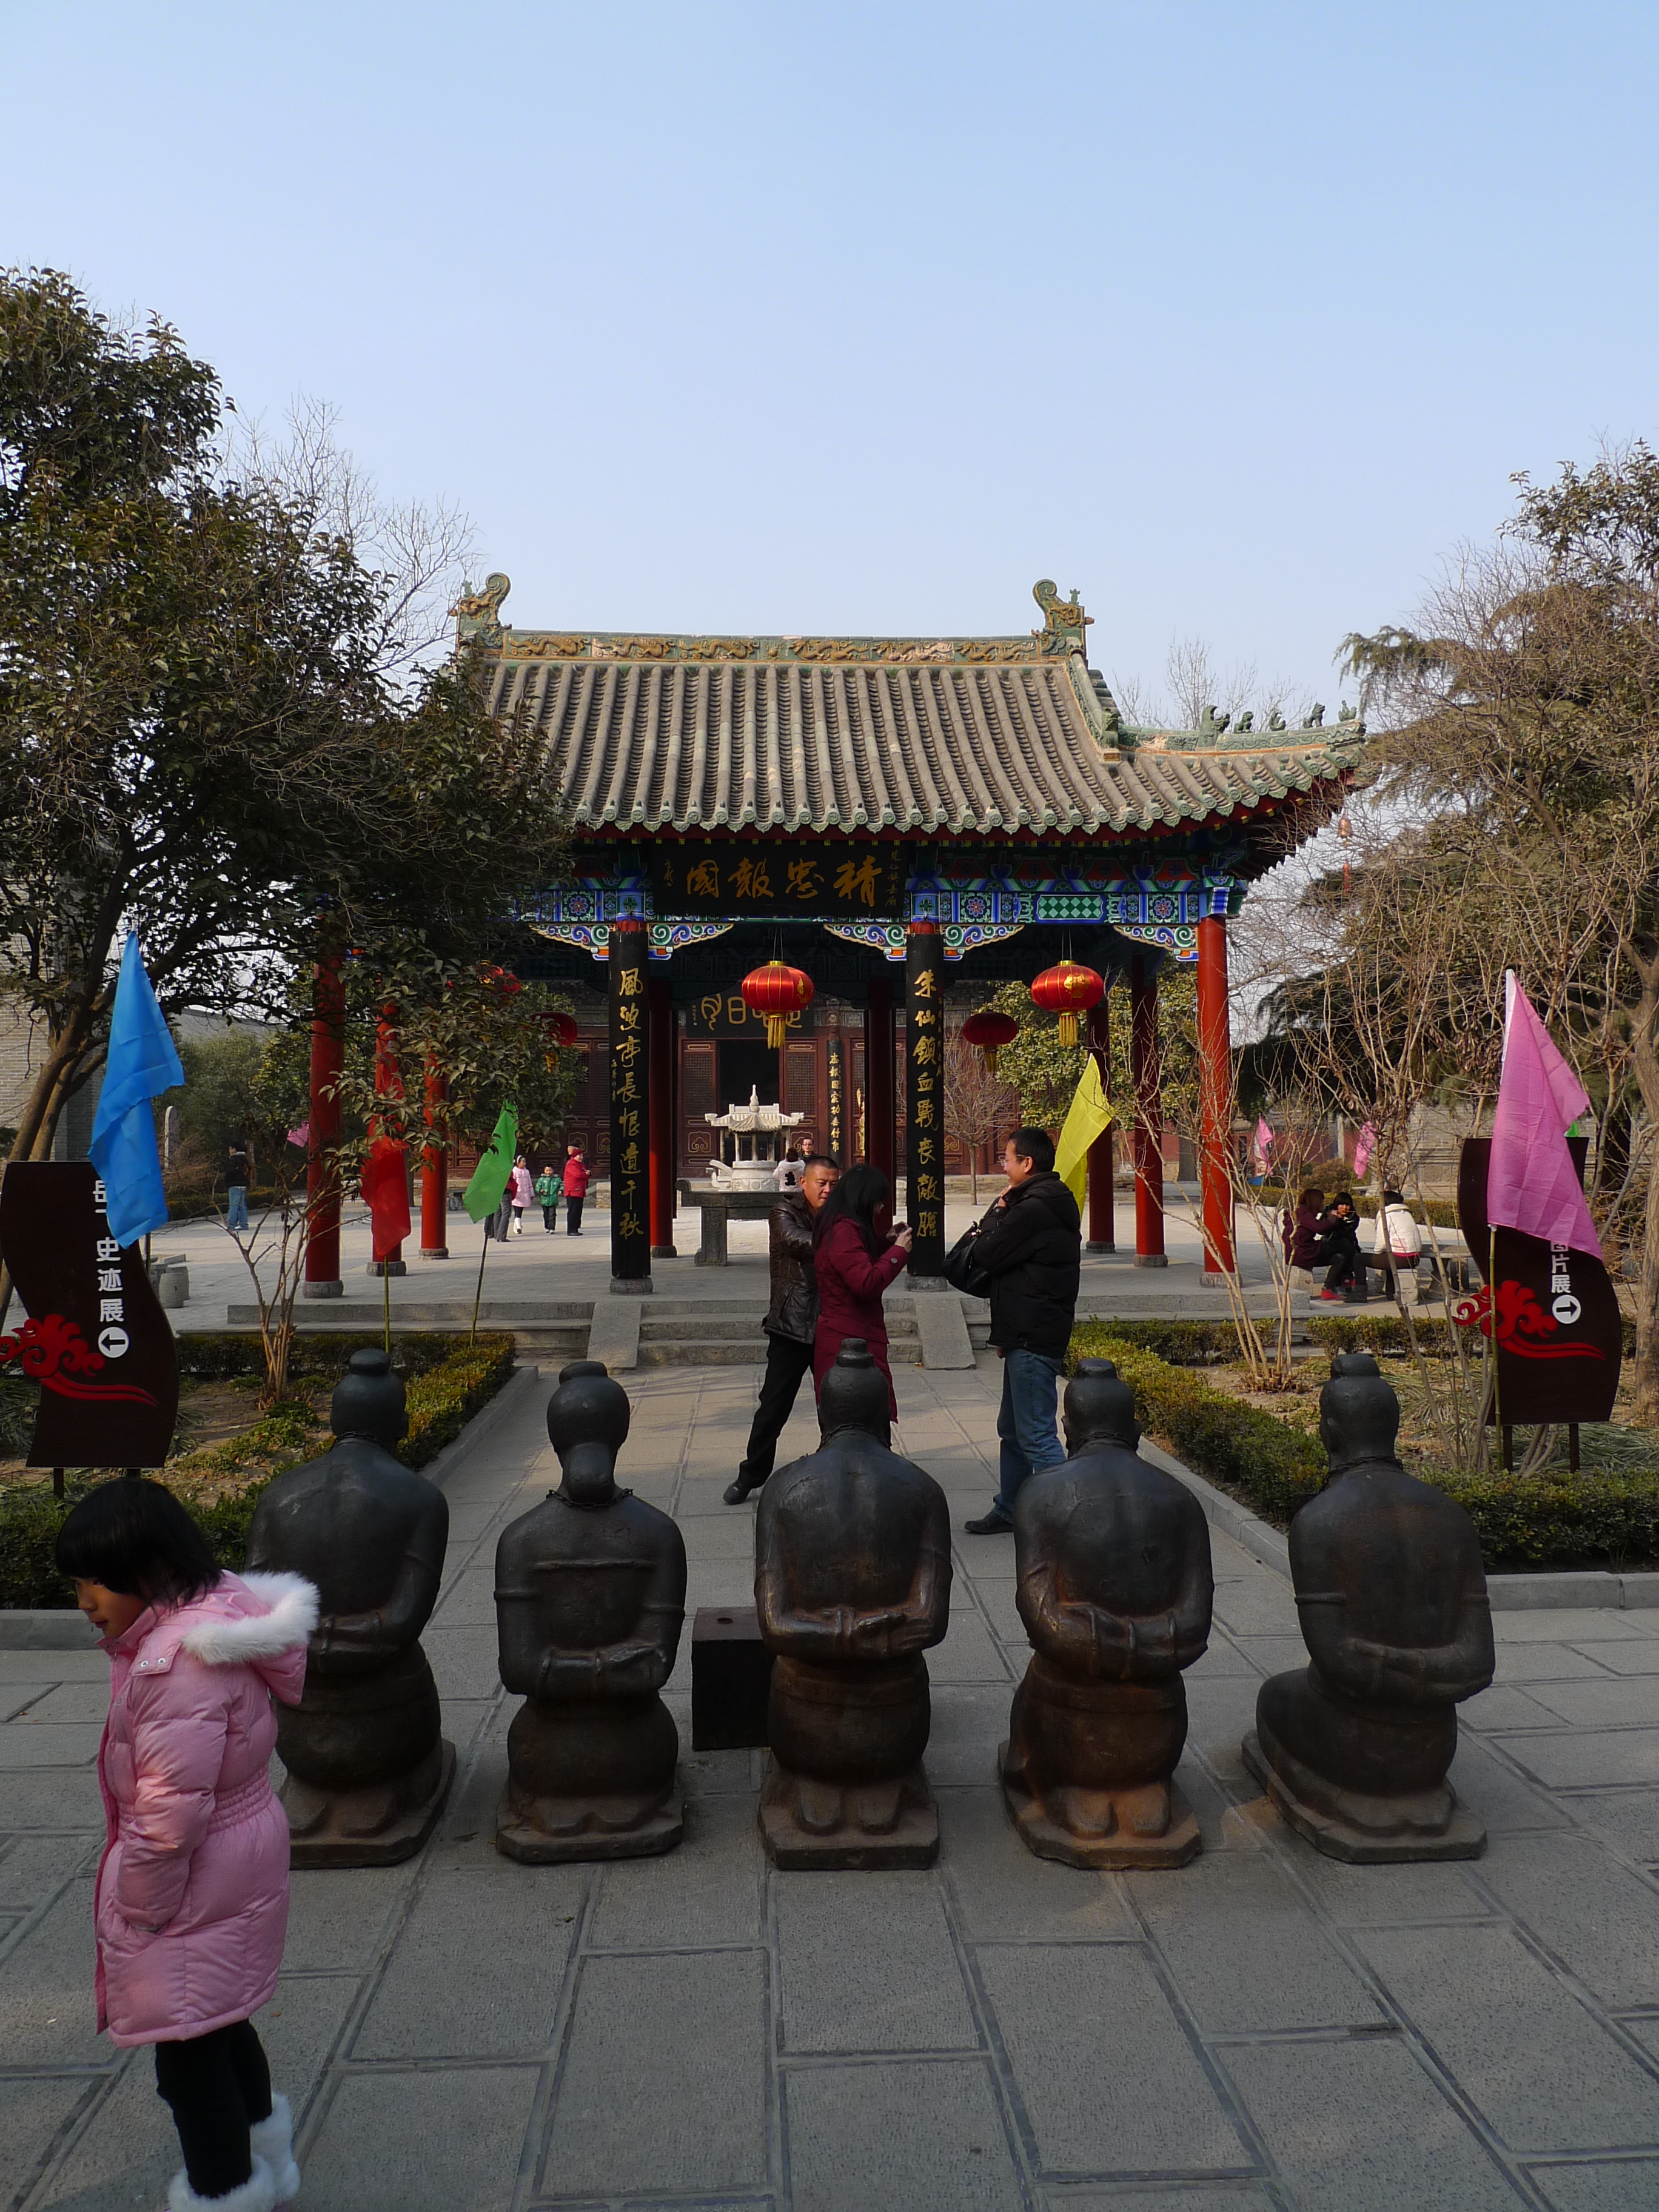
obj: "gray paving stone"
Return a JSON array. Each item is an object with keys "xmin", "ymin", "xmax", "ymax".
[
  {"xmin": 786, "ymin": 2058, "xmax": 1021, "ymax": 2212},
  {"xmin": 1524, "ymin": 1679, "xmax": 1659, "ymax": 1729},
  {"xmin": 1184, "ymin": 1671, "xmax": 1264, "ymax": 1789},
  {"xmin": 1222, "ymin": 2036, "xmax": 1518, "ymax": 2210},
  {"xmin": 1285, "ymin": 1848, "xmax": 1493, "ymax": 1927},
  {"xmin": 427, "ymin": 1738, "xmax": 511, "ymax": 1869},
  {"xmin": 939, "ymin": 1788, "xmax": 1131, "ymax": 1943},
  {"xmin": 256, "ymin": 1969, "xmax": 361, "ymax": 2110},
  {"xmin": 588, "ymin": 1789, "xmax": 763, "ymax": 1951},
  {"xmin": 1495, "ymin": 1643, "xmax": 1621, "ymax": 1683},
  {"xmin": 1043, "ymin": 2191, "xmax": 1276, "ymax": 2212},
  {"xmin": 1, "ymin": 1679, "xmax": 64, "ymax": 1721},
  {"xmin": 1131, "ymin": 1849, "xmax": 1384, "ymax": 2033},
  {"xmin": 1567, "ymin": 1789, "xmax": 1659, "ymax": 1865},
  {"xmin": 1460, "ymin": 1684, "xmax": 1561, "ymax": 1731},
  {"xmin": 303, "ymin": 2063, "xmax": 540, "ymax": 2211},
  {"xmin": 0, "ymin": 1877, "xmax": 104, "ymax": 2065},
  {"xmin": 1567, "ymin": 1642, "xmax": 1659, "ymax": 1677},
  {"xmin": 680, "ymin": 1513, "xmax": 765, "ymax": 1558},
  {"xmin": 925, "ymin": 1685, "xmax": 1013, "ymax": 1787},
  {"xmin": 1496, "ymin": 1612, "xmax": 1652, "ymax": 1642},
  {"xmin": 1356, "ymin": 1922, "xmax": 1659, "ymax": 2151},
  {"xmin": 0, "ymin": 1768, "xmax": 102, "ymax": 1826},
  {"xmin": 423, "ymin": 1623, "xmax": 504, "ymax": 1700},
  {"xmin": 776, "ymin": 1869, "xmax": 977, "ymax": 2053},
  {"xmin": 0, "ymin": 1648, "xmax": 107, "ymax": 1681},
  {"xmin": 680, "ymin": 1744, "xmax": 765, "ymax": 1799},
  {"xmin": 931, "ymin": 1614, "xmax": 1014, "ymax": 1684},
  {"xmin": 1473, "ymin": 1833, "xmax": 1659, "ymax": 2008},
  {"xmin": 1493, "ymin": 1729, "xmax": 1659, "ymax": 1791},
  {"xmin": 976, "ymin": 1942, "xmax": 1245, "ymax": 2175},
  {"xmin": 354, "ymin": 1863, "xmax": 586, "ymax": 2059},
  {"xmin": 0, "ymin": 1723, "xmax": 102, "ymax": 1768},
  {"xmin": 0, "ymin": 1832, "xmax": 97, "ymax": 1908},
  {"xmin": 0, "ymin": 2074, "xmax": 100, "ymax": 2210},
  {"xmin": 1530, "ymin": 2156, "xmax": 1659, "ymax": 2210},
  {"xmin": 1225, "ymin": 1635, "xmax": 1310, "ymax": 1677},
  {"xmin": 282, "ymin": 1861, "xmax": 418, "ymax": 1974},
  {"xmin": 13, "ymin": 1682, "xmax": 115, "ymax": 1724},
  {"xmin": 429, "ymin": 1565, "xmax": 499, "ymax": 1629},
  {"xmin": 1185, "ymin": 1635, "xmax": 1265, "ymax": 1680},
  {"xmin": 1208, "ymin": 1581, "xmax": 1299, "ymax": 1638},
  {"xmin": 1449, "ymin": 1735, "xmax": 1574, "ymax": 1829},
  {"xmin": 542, "ymin": 1949, "xmax": 767, "ymax": 2197}
]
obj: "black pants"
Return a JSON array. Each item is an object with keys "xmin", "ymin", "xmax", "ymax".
[
  {"xmin": 566, "ymin": 1195, "xmax": 585, "ymax": 1235},
  {"xmin": 154, "ymin": 2019, "xmax": 271, "ymax": 2199},
  {"xmin": 1324, "ymin": 1246, "xmax": 1365, "ymax": 1295},
  {"xmin": 738, "ymin": 1333, "xmax": 815, "ymax": 1489},
  {"xmin": 542, "ymin": 1204, "xmax": 558, "ymax": 1230}
]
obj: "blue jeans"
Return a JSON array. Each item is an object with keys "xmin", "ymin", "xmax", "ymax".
[
  {"xmin": 994, "ymin": 1347, "xmax": 1066, "ymax": 1517},
  {"xmin": 226, "ymin": 1185, "xmax": 249, "ymax": 1232}
]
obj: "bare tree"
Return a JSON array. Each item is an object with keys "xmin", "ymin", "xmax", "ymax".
[{"xmin": 943, "ymin": 1022, "xmax": 1017, "ymax": 1201}]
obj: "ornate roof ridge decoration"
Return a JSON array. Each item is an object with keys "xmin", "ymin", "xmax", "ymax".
[{"xmin": 455, "ymin": 575, "xmax": 1102, "ymax": 669}]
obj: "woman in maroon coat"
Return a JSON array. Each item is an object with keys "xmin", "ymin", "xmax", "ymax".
[{"xmin": 811, "ymin": 1164, "xmax": 913, "ymax": 1415}]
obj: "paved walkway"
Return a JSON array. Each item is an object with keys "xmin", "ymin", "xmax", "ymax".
[
  {"xmin": 3, "ymin": 1359, "xmax": 1657, "ymax": 2211},
  {"xmin": 143, "ymin": 1191, "xmax": 1290, "ymax": 1332}
]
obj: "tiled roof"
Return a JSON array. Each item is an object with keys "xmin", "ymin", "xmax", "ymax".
[{"xmin": 484, "ymin": 652, "xmax": 1361, "ymax": 841}]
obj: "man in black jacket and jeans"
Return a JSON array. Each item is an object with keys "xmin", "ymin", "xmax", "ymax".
[
  {"xmin": 725, "ymin": 1155, "xmax": 840, "ymax": 1504},
  {"xmin": 962, "ymin": 1128, "xmax": 1081, "ymax": 1534}
]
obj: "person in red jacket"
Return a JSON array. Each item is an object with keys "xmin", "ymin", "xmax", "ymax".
[
  {"xmin": 561, "ymin": 1143, "xmax": 590, "ymax": 1235},
  {"xmin": 811, "ymin": 1162, "xmax": 913, "ymax": 1416}
]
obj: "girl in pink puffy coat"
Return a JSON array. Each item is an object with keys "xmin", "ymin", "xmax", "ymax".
[{"xmin": 57, "ymin": 1480, "xmax": 318, "ymax": 2211}]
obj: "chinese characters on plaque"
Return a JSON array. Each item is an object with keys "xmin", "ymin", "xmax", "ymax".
[
  {"xmin": 905, "ymin": 930, "xmax": 947, "ymax": 1278},
  {"xmin": 608, "ymin": 923, "xmax": 652, "ymax": 1285},
  {"xmin": 650, "ymin": 845, "xmax": 907, "ymax": 920}
]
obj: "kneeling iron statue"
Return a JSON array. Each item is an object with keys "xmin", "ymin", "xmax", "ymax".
[
  {"xmin": 1000, "ymin": 1359, "xmax": 1213, "ymax": 1868},
  {"xmin": 494, "ymin": 1361, "xmax": 688, "ymax": 1861},
  {"xmin": 1243, "ymin": 1352, "xmax": 1495, "ymax": 1861},
  {"xmin": 755, "ymin": 1339, "xmax": 951, "ymax": 1868},
  {"xmin": 246, "ymin": 1349, "xmax": 454, "ymax": 1865}
]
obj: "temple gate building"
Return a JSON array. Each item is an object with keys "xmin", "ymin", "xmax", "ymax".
[{"xmin": 304, "ymin": 578, "xmax": 1362, "ymax": 1296}]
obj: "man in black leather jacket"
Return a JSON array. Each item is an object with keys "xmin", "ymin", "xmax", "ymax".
[
  {"xmin": 725, "ymin": 1155, "xmax": 840, "ymax": 1504},
  {"xmin": 962, "ymin": 1128, "xmax": 1081, "ymax": 1534}
]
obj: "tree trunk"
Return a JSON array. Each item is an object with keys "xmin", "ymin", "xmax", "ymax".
[{"xmin": 1627, "ymin": 963, "xmax": 1659, "ymax": 1424}]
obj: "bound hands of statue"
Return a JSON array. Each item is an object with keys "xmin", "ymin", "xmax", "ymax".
[{"xmin": 846, "ymin": 1606, "xmax": 921, "ymax": 1660}]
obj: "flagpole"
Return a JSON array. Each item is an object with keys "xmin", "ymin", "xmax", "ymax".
[
  {"xmin": 471, "ymin": 1221, "xmax": 491, "ymax": 1345},
  {"xmin": 383, "ymin": 1246, "xmax": 392, "ymax": 1356}
]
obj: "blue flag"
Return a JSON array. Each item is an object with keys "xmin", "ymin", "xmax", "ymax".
[{"xmin": 89, "ymin": 936, "xmax": 186, "ymax": 1248}]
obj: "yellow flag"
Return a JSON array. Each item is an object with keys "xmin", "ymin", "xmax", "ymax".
[{"xmin": 1054, "ymin": 1057, "xmax": 1113, "ymax": 1212}]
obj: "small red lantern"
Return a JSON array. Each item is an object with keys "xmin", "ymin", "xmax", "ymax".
[
  {"xmin": 1030, "ymin": 960, "xmax": 1104, "ymax": 1047},
  {"xmin": 543, "ymin": 1010, "xmax": 580, "ymax": 1050},
  {"xmin": 741, "ymin": 960, "xmax": 815, "ymax": 1048},
  {"xmin": 960, "ymin": 1008, "xmax": 1019, "ymax": 1074}
]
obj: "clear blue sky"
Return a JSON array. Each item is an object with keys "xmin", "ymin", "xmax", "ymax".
[{"xmin": 6, "ymin": 2, "xmax": 1655, "ymax": 712}]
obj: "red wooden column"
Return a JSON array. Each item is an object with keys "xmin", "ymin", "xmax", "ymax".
[
  {"xmin": 303, "ymin": 948, "xmax": 344, "ymax": 1298},
  {"xmin": 648, "ymin": 970, "xmax": 677, "ymax": 1258},
  {"xmin": 420, "ymin": 1057, "xmax": 449, "ymax": 1259},
  {"xmin": 1196, "ymin": 914, "xmax": 1237, "ymax": 1281},
  {"xmin": 369, "ymin": 1003, "xmax": 407, "ymax": 1276},
  {"xmin": 865, "ymin": 967, "xmax": 896, "ymax": 1187},
  {"xmin": 1085, "ymin": 994, "xmax": 1114, "ymax": 1253},
  {"xmin": 1130, "ymin": 953, "xmax": 1166, "ymax": 1267}
]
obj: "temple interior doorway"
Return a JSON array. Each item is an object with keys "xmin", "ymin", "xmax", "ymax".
[{"xmin": 719, "ymin": 1039, "xmax": 779, "ymax": 1108}]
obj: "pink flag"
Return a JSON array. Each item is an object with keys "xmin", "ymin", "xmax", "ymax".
[
  {"xmin": 1488, "ymin": 974, "xmax": 1601, "ymax": 1258},
  {"xmin": 1353, "ymin": 1122, "xmax": 1377, "ymax": 1180}
]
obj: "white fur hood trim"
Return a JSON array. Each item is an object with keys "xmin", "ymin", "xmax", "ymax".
[{"xmin": 179, "ymin": 1572, "xmax": 320, "ymax": 1665}]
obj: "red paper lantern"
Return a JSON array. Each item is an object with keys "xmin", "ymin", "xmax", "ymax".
[
  {"xmin": 741, "ymin": 960, "xmax": 815, "ymax": 1048},
  {"xmin": 543, "ymin": 1010, "xmax": 580, "ymax": 1050},
  {"xmin": 1030, "ymin": 960, "xmax": 1104, "ymax": 1048},
  {"xmin": 960, "ymin": 1008, "xmax": 1019, "ymax": 1074}
]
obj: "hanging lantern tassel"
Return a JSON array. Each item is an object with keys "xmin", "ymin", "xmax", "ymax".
[
  {"xmin": 1030, "ymin": 960, "xmax": 1105, "ymax": 1051},
  {"xmin": 740, "ymin": 959, "xmax": 816, "ymax": 1052},
  {"xmin": 960, "ymin": 1008, "xmax": 1019, "ymax": 1074}
]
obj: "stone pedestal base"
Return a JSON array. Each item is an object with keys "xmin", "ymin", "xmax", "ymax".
[
  {"xmin": 495, "ymin": 1782, "xmax": 683, "ymax": 1863},
  {"xmin": 280, "ymin": 1738, "xmax": 455, "ymax": 1867},
  {"xmin": 759, "ymin": 1755, "xmax": 937, "ymax": 1868},
  {"xmin": 1242, "ymin": 1731, "xmax": 1486, "ymax": 1863},
  {"xmin": 999, "ymin": 1740, "xmax": 1200, "ymax": 1869}
]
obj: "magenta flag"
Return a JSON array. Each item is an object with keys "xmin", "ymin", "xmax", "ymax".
[
  {"xmin": 1487, "ymin": 974, "xmax": 1601, "ymax": 1258},
  {"xmin": 1352, "ymin": 1122, "xmax": 1377, "ymax": 1181}
]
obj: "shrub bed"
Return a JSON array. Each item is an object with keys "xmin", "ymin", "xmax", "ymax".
[
  {"xmin": 1067, "ymin": 1321, "xmax": 1659, "ymax": 1572},
  {"xmin": 1, "ymin": 1333, "xmax": 515, "ymax": 1610}
]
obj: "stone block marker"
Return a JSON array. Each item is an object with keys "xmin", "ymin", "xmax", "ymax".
[
  {"xmin": 914, "ymin": 1291, "xmax": 974, "ymax": 1368},
  {"xmin": 585, "ymin": 1293, "xmax": 642, "ymax": 1372}
]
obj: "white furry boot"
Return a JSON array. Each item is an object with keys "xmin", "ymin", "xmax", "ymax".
[
  {"xmin": 167, "ymin": 2152, "xmax": 277, "ymax": 2211},
  {"xmin": 249, "ymin": 2094, "xmax": 301, "ymax": 2203}
]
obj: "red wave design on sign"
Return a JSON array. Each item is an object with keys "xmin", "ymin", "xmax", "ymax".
[
  {"xmin": 0, "ymin": 1312, "xmax": 159, "ymax": 1407},
  {"xmin": 1454, "ymin": 1281, "xmax": 1606, "ymax": 1362}
]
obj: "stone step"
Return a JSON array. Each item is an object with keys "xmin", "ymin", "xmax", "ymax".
[
  {"xmin": 639, "ymin": 1314, "xmax": 770, "ymax": 1342},
  {"xmin": 635, "ymin": 1336, "xmax": 924, "ymax": 1368}
]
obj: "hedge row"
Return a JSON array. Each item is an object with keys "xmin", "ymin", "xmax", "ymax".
[
  {"xmin": 172, "ymin": 1331, "xmax": 478, "ymax": 1382},
  {"xmin": 0, "ymin": 1333, "xmax": 515, "ymax": 1610},
  {"xmin": 1067, "ymin": 1322, "xmax": 1659, "ymax": 1571}
]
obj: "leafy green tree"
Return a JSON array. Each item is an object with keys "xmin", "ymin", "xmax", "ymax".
[{"xmin": 0, "ymin": 269, "xmax": 568, "ymax": 1318}]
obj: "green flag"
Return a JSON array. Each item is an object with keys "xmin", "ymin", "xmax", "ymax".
[
  {"xmin": 463, "ymin": 1104, "xmax": 518, "ymax": 1224},
  {"xmin": 1054, "ymin": 1057, "xmax": 1113, "ymax": 1212}
]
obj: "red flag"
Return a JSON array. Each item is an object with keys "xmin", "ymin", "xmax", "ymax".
[{"xmin": 360, "ymin": 1137, "xmax": 411, "ymax": 1262}]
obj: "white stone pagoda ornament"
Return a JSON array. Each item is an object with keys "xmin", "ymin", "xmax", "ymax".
[{"xmin": 705, "ymin": 1087, "xmax": 805, "ymax": 1191}]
